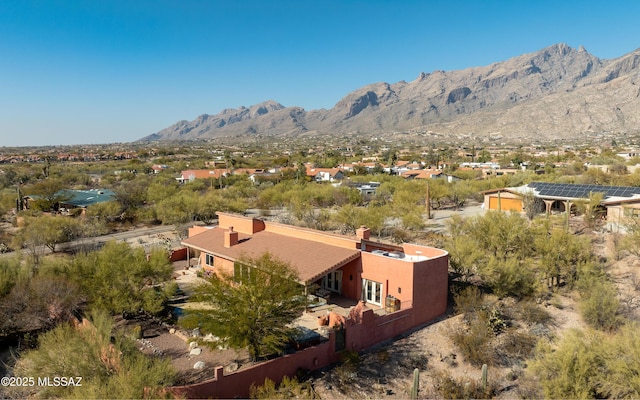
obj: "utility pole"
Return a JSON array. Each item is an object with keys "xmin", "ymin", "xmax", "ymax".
[{"xmin": 425, "ymin": 183, "xmax": 431, "ymax": 219}]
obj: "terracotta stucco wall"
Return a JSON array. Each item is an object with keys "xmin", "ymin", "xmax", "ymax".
[
  {"xmin": 214, "ymin": 256, "xmax": 235, "ymax": 276},
  {"xmin": 264, "ymin": 222, "xmax": 359, "ymax": 249},
  {"xmin": 339, "ymin": 258, "xmax": 363, "ymax": 300},
  {"xmin": 217, "ymin": 213, "xmax": 265, "ymax": 234},
  {"xmin": 360, "ymin": 252, "xmax": 415, "ymax": 306},
  {"xmin": 411, "ymin": 255, "xmax": 449, "ymax": 325},
  {"xmin": 188, "ymin": 225, "xmax": 210, "ymax": 237},
  {"xmin": 170, "ymin": 255, "xmax": 450, "ymax": 399},
  {"xmin": 171, "ymin": 331, "xmax": 340, "ymax": 399}
]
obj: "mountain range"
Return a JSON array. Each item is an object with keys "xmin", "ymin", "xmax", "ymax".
[{"xmin": 139, "ymin": 43, "xmax": 640, "ymax": 143}]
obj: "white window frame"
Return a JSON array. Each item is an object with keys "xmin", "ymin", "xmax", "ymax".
[
  {"xmin": 205, "ymin": 253, "xmax": 215, "ymax": 267},
  {"xmin": 363, "ymin": 279, "xmax": 383, "ymax": 306}
]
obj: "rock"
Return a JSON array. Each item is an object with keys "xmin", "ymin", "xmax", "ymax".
[
  {"xmin": 203, "ymin": 333, "xmax": 217, "ymax": 342},
  {"xmin": 189, "ymin": 341, "xmax": 198, "ymax": 350},
  {"xmin": 169, "ymin": 328, "xmax": 176, "ymax": 334},
  {"xmin": 190, "ymin": 347, "xmax": 202, "ymax": 356},
  {"xmin": 193, "ymin": 361, "xmax": 205, "ymax": 370},
  {"xmin": 192, "ymin": 328, "xmax": 200, "ymax": 337},
  {"xmin": 224, "ymin": 362, "xmax": 239, "ymax": 373}
]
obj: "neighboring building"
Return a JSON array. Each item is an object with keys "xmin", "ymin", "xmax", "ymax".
[
  {"xmin": 483, "ymin": 182, "xmax": 640, "ymax": 231},
  {"xmin": 177, "ymin": 169, "xmax": 228, "ymax": 183},
  {"xmin": 401, "ymin": 169, "xmax": 442, "ymax": 180},
  {"xmin": 346, "ymin": 181, "xmax": 381, "ymax": 197},
  {"xmin": 58, "ymin": 189, "xmax": 116, "ymax": 209},
  {"xmin": 305, "ymin": 166, "xmax": 344, "ymax": 182},
  {"xmin": 616, "ymin": 150, "xmax": 640, "ymax": 160},
  {"xmin": 151, "ymin": 164, "xmax": 168, "ymax": 174},
  {"xmin": 24, "ymin": 189, "xmax": 116, "ymax": 213}
]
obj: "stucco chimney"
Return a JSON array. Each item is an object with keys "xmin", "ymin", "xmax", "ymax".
[
  {"xmin": 356, "ymin": 225, "xmax": 371, "ymax": 240},
  {"xmin": 224, "ymin": 226, "xmax": 238, "ymax": 248}
]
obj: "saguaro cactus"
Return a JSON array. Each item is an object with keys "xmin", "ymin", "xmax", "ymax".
[
  {"xmin": 411, "ymin": 368, "xmax": 420, "ymax": 399},
  {"xmin": 481, "ymin": 363, "xmax": 488, "ymax": 393}
]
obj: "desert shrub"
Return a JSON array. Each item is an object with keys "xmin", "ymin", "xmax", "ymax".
[
  {"xmin": 453, "ymin": 285, "xmax": 484, "ymax": 318},
  {"xmin": 484, "ymin": 307, "xmax": 510, "ymax": 334},
  {"xmin": 516, "ymin": 301, "xmax": 552, "ymax": 326},
  {"xmin": 430, "ymin": 369, "xmax": 496, "ymax": 399},
  {"xmin": 397, "ymin": 351, "xmax": 429, "ymax": 371},
  {"xmin": 9, "ymin": 310, "xmax": 175, "ymax": 399},
  {"xmin": 493, "ymin": 329, "xmax": 538, "ymax": 366},
  {"xmin": 531, "ymin": 329, "xmax": 606, "ymax": 399},
  {"xmin": 485, "ymin": 256, "xmax": 537, "ymax": 299},
  {"xmin": 448, "ymin": 313, "xmax": 494, "ymax": 366},
  {"xmin": 250, "ymin": 376, "xmax": 317, "ymax": 399},
  {"xmin": 329, "ymin": 350, "xmax": 361, "ymax": 392},
  {"xmin": 579, "ymin": 279, "xmax": 622, "ymax": 332}
]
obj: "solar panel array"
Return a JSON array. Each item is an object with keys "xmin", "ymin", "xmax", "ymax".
[{"xmin": 528, "ymin": 182, "xmax": 640, "ymax": 199}]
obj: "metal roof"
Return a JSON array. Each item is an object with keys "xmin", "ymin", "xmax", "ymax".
[{"xmin": 59, "ymin": 189, "xmax": 116, "ymax": 208}]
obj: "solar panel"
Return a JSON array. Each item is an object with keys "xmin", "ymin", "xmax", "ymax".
[{"xmin": 527, "ymin": 182, "xmax": 640, "ymax": 200}]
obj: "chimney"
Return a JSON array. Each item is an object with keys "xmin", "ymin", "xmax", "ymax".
[
  {"xmin": 224, "ymin": 226, "xmax": 238, "ymax": 248},
  {"xmin": 356, "ymin": 225, "xmax": 371, "ymax": 240}
]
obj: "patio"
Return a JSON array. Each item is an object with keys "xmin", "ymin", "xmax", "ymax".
[{"xmin": 294, "ymin": 293, "xmax": 384, "ymax": 335}]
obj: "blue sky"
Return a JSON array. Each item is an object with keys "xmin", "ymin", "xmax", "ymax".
[{"xmin": 1, "ymin": 0, "xmax": 639, "ymax": 147}]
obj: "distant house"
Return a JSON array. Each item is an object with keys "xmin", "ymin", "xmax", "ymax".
[
  {"xmin": 305, "ymin": 166, "xmax": 344, "ymax": 182},
  {"xmin": 482, "ymin": 181, "xmax": 640, "ymax": 231},
  {"xmin": 151, "ymin": 164, "xmax": 168, "ymax": 174},
  {"xmin": 177, "ymin": 169, "xmax": 228, "ymax": 184},
  {"xmin": 401, "ymin": 169, "xmax": 442, "ymax": 180},
  {"xmin": 347, "ymin": 181, "xmax": 381, "ymax": 196},
  {"xmin": 24, "ymin": 189, "xmax": 116, "ymax": 213},
  {"xmin": 58, "ymin": 189, "xmax": 117, "ymax": 211}
]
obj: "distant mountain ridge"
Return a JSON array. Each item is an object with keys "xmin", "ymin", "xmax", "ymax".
[{"xmin": 139, "ymin": 43, "xmax": 640, "ymax": 142}]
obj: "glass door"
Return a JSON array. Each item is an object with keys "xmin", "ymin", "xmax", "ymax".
[
  {"xmin": 323, "ymin": 270, "xmax": 342, "ymax": 293},
  {"xmin": 363, "ymin": 279, "xmax": 383, "ymax": 306}
]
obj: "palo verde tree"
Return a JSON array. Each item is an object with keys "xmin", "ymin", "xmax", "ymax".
[
  {"xmin": 8, "ymin": 310, "xmax": 175, "ymax": 399},
  {"xmin": 54, "ymin": 241, "xmax": 174, "ymax": 316},
  {"xmin": 24, "ymin": 178, "xmax": 70, "ymax": 212},
  {"xmin": 11, "ymin": 215, "xmax": 82, "ymax": 266},
  {"xmin": 531, "ymin": 324, "xmax": 640, "ymax": 399},
  {"xmin": 182, "ymin": 253, "xmax": 307, "ymax": 361}
]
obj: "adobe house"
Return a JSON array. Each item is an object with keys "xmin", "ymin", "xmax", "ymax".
[
  {"xmin": 482, "ymin": 182, "xmax": 640, "ymax": 230},
  {"xmin": 181, "ymin": 212, "xmax": 448, "ymax": 324},
  {"xmin": 175, "ymin": 216, "xmax": 448, "ymax": 398}
]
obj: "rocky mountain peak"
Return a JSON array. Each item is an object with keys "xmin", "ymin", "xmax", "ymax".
[{"xmin": 139, "ymin": 44, "xmax": 640, "ymax": 143}]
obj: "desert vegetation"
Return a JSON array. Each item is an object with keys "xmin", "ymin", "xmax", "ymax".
[{"xmin": 2, "ymin": 137, "xmax": 640, "ymax": 397}]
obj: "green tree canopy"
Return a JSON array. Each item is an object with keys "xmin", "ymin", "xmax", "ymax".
[
  {"xmin": 182, "ymin": 253, "xmax": 307, "ymax": 361},
  {"xmin": 49, "ymin": 241, "xmax": 174, "ymax": 316},
  {"xmin": 532, "ymin": 324, "xmax": 640, "ymax": 399},
  {"xmin": 9, "ymin": 310, "xmax": 175, "ymax": 399}
]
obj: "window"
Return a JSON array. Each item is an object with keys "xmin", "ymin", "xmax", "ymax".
[
  {"xmin": 233, "ymin": 262, "xmax": 252, "ymax": 284},
  {"xmin": 363, "ymin": 279, "xmax": 383, "ymax": 306},
  {"xmin": 322, "ymin": 270, "xmax": 342, "ymax": 293},
  {"xmin": 205, "ymin": 253, "xmax": 215, "ymax": 267}
]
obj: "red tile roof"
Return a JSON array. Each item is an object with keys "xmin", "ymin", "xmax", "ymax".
[
  {"xmin": 181, "ymin": 169, "xmax": 227, "ymax": 180},
  {"xmin": 182, "ymin": 228, "xmax": 360, "ymax": 284}
]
